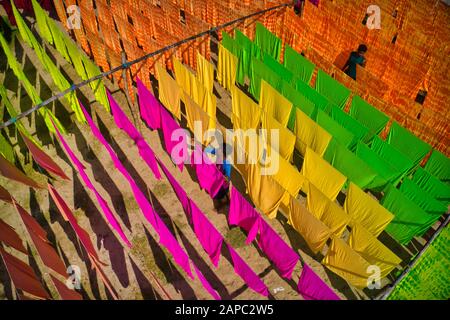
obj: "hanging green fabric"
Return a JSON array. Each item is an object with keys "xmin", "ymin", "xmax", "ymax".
[
  {"xmin": 315, "ymin": 69, "xmax": 351, "ymax": 109},
  {"xmin": 387, "ymin": 121, "xmax": 432, "ymax": 166},
  {"xmin": 387, "ymin": 225, "xmax": 450, "ymax": 300},
  {"xmin": 330, "ymin": 105, "xmax": 369, "ymax": 149},
  {"xmin": 254, "ymin": 22, "xmax": 281, "ymax": 61},
  {"xmin": 371, "ymin": 136, "xmax": 414, "ymax": 185},
  {"xmin": 280, "ymin": 81, "xmax": 316, "ymax": 130},
  {"xmin": 349, "ymin": 96, "xmax": 389, "ymax": 142},
  {"xmin": 381, "ymin": 185, "xmax": 439, "ymax": 245},
  {"xmin": 324, "ymin": 139, "xmax": 378, "ymax": 190},
  {"xmin": 316, "ymin": 110, "xmax": 354, "ymax": 149},
  {"xmin": 424, "ymin": 150, "xmax": 450, "ymax": 182},
  {"xmin": 263, "ymin": 52, "xmax": 293, "ymax": 83},
  {"xmin": 0, "ymin": 33, "xmax": 65, "ymax": 134},
  {"xmin": 82, "ymin": 58, "xmax": 110, "ymax": 112},
  {"xmin": 31, "ymin": 0, "xmax": 53, "ymax": 44},
  {"xmin": 399, "ymin": 179, "xmax": 448, "ymax": 215},
  {"xmin": 413, "ymin": 167, "xmax": 450, "ymax": 202},
  {"xmin": 284, "ymin": 45, "xmax": 315, "ymax": 84},
  {"xmin": 222, "ymin": 31, "xmax": 246, "ymax": 85},
  {"xmin": 296, "ymin": 78, "xmax": 330, "ymax": 112},
  {"xmin": 235, "ymin": 29, "xmax": 260, "ymax": 82},
  {"xmin": 249, "ymin": 57, "xmax": 281, "ymax": 101}
]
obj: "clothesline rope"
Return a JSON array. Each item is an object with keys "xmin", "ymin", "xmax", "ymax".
[{"xmin": 0, "ymin": 2, "xmax": 291, "ymax": 130}]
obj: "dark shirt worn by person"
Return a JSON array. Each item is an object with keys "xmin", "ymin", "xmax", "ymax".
[{"xmin": 344, "ymin": 52, "xmax": 365, "ymax": 80}]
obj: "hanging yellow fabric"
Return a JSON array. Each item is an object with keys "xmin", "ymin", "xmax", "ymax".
[
  {"xmin": 173, "ymin": 57, "xmax": 192, "ymax": 96},
  {"xmin": 196, "ymin": 52, "xmax": 214, "ymax": 92},
  {"xmin": 307, "ymin": 183, "xmax": 349, "ymax": 237},
  {"xmin": 289, "ymin": 196, "xmax": 332, "ymax": 254},
  {"xmin": 184, "ymin": 91, "xmax": 211, "ymax": 145},
  {"xmin": 262, "ymin": 114, "xmax": 295, "ymax": 161},
  {"xmin": 348, "ymin": 224, "xmax": 401, "ymax": 278},
  {"xmin": 156, "ymin": 63, "xmax": 181, "ymax": 119},
  {"xmin": 231, "ymin": 86, "xmax": 261, "ymax": 130},
  {"xmin": 302, "ymin": 148, "xmax": 347, "ymax": 200},
  {"xmin": 202, "ymin": 90, "xmax": 217, "ymax": 132},
  {"xmin": 322, "ymin": 236, "xmax": 372, "ymax": 289},
  {"xmin": 217, "ymin": 44, "xmax": 238, "ymax": 92},
  {"xmin": 246, "ymin": 162, "xmax": 285, "ymax": 219},
  {"xmin": 260, "ymin": 80, "xmax": 292, "ymax": 127},
  {"xmin": 344, "ymin": 183, "xmax": 394, "ymax": 237},
  {"xmin": 294, "ymin": 109, "xmax": 332, "ymax": 157}
]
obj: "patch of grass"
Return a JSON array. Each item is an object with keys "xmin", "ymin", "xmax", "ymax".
[
  {"xmin": 225, "ymin": 227, "xmax": 247, "ymax": 249},
  {"xmin": 123, "ymin": 194, "xmax": 140, "ymax": 213},
  {"xmin": 152, "ymin": 181, "xmax": 171, "ymax": 198},
  {"xmin": 130, "ymin": 234, "xmax": 167, "ymax": 284}
]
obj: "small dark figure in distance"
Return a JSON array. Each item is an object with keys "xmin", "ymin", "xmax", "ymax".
[{"xmin": 342, "ymin": 44, "xmax": 367, "ymax": 81}]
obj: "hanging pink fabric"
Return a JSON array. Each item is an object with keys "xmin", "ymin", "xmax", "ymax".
[
  {"xmin": 258, "ymin": 219, "xmax": 299, "ymax": 279},
  {"xmin": 227, "ymin": 244, "xmax": 269, "ymax": 297},
  {"xmin": 228, "ymin": 186, "xmax": 259, "ymax": 232},
  {"xmin": 51, "ymin": 119, "xmax": 131, "ymax": 247},
  {"xmin": 106, "ymin": 92, "xmax": 161, "ymax": 180},
  {"xmin": 0, "ymin": 218, "xmax": 27, "ymax": 254},
  {"xmin": 159, "ymin": 160, "xmax": 190, "ymax": 215},
  {"xmin": 189, "ymin": 200, "xmax": 223, "ymax": 267},
  {"xmin": 193, "ymin": 264, "xmax": 221, "ymax": 300},
  {"xmin": 160, "ymin": 107, "xmax": 188, "ymax": 172},
  {"xmin": 80, "ymin": 103, "xmax": 194, "ymax": 279},
  {"xmin": 191, "ymin": 144, "xmax": 228, "ymax": 199},
  {"xmin": 246, "ymin": 216, "xmax": 260, "ymax": 244},
  {"xmin": 137, "ymin": 77, "xmax": 161, "ymax": 130},
  {"xmin": 297, "ymin": 264, "xmax": 340, "ymax": 300},
  {"xmin": 19, "ymin": 131, "xmax": 69, "ymax": 180},
  {"xmin": 50, "ymin": 275, "xmax": 83, "ymax": 300}
]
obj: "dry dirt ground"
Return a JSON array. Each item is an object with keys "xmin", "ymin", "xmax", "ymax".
[{"xmin": 0, "ymin": 14, "xmax": 433, "ymax": 300}]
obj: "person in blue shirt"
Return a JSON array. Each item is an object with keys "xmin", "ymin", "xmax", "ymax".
[{"xmin": 343, "ymin": 44, "xmax": 367, "ymax": 80}]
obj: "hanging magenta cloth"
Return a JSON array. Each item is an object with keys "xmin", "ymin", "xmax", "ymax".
[
  {"xmin": 193, "ymin": 264, "xmax": 221, "ymax": 300},
  {"xmin": 226, "ymin": 244, "xmax": 269, "ymax": 297},
  {"xmin": 137, "ymin": 77, "xmax": 161, "ymax": 130},
  {"xmin": 50, "ymin": 275, "xmax": 83, "ymax": 300},
  {"xmin": 189, "ymin": 200, "xmax": 223, "ymax": 267},
  {"xmin": 191, "ymin": 144, "xmax": 228, "ymax": 199},
  {"xmin": 159, "ymin": 160, "xmax": 190, "ymax": 215},
  {"xmin": 51, "ymin": 119, "xmax": 131, "ymax": 247},
  {"xmin": 0, "ymin": 219, "xmax": 27, "ymax": 254},
  {"xmin": 106, "ymin": 92, "xmax": 161, "ymax": 180},
  {"xmin": 297, "ymin": 264, "xmax": 340, "ymax": 300},
  {"xmin": 160, "ymin": 107, "xmax": 188, "ymax": 172},
  {"xmin": 228, "ymin": 186, "xmax": 259, "ymax": 232},
  {"xmin": 20, "ymin": 132, "xmax": 69, "ymax": 180},
  {"xmin": 258, "ymin": 219, "xmax": 299, "ymax": 279}
]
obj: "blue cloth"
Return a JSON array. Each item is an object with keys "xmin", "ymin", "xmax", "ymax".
[
  {"xmin": 205, "ymin": 145, "xmax": 232, "ymax": 179},
  {"xmin": 344, "ymin": 52, "xmax": 364, "ymax": 80}
]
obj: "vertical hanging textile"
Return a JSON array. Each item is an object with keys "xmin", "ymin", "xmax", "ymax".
[
  {"xmin": 254, "ymin": 22, "xmax": 281, "ymax": 61},
  {"xmin": 344, "ymin": 183, "xmax": 394, "ymax": 237},
  {"xmin": 424, "ymin": 150, "xmax": 450, "ymax": 182},
  {"xmin": 31, "ymin": 0, "xmax": 53, "ymax": 44},
  {"xmin": 193, "ymin": 265, "xmax": 221, "ymax": 300},
  {"xmin": 261, "ymin": 114, "xmax": 296, "ymax": 161},
  {"xmin": 301, "ymin": 148, "xmax": 347, "ymax": 201},
  {"xmin": 235, "ymin": 29, "xmax": 260, "ymax": 83},
  {"xmin": 399, "ymin": 179, "xmax": 448, "ymax": 215},
  {"xmin": 349, "ymin": 96, "xmax": 389, "ymax": 142},
  {"xmin": 0, "ymin": 219, "xmax": 27, "ymax": 254},
  {"xmin": 294, "ymin": 109, "xmax": 332, "ymax": 157},
  {"xmin": 228, "ymin": 185, "xmax": 259, "ymax": 231},
  {"xmin": 52, "ymin": 119, "xmax": 131, "ymax": 247},
  {"xmin": 156, "ymin": 63, "xmax": 181, "ymax": 119},
  {"xmin": 387, "ymin": 122, "xmax": 432, "ymax": 166},
  {"xmin": 217, "ymin": 44, "xmax": 238, "ymax": 92},
  {"xmin": 0, "ymin": 185, "xmax": 13, "ymax": 203},
  {"xmin": 296, "ymin": 79, "xmax": 330, "ymax": 113},
  {"xmin": 50, "ymin": 275, "xmax": 83, "ymax": 300},
  {"xmin": 284, "ymin": 45, "xmax": 315, "ymax": 84},
  {"xmin": 297, "ymin": 264, "xmax": 340, "ymax": 300},
  {"xmin": 226, "ymin": 244, "xmax": 269, "ymax": 297},
  {"xmin": 348, "ymin": 224, "xmax": 401, "ymax": 278},
  {"xmin": 0, "ymin": 154, "xmax": 43, "ymax": 189},
  {"xmin": 329, "ymin": 105, "xmax": 369, "ymax": 148},
  {"xmin": 107, "ymin": 92, "xmax": 161, "ymax": 179},
  {"xmin": 196, "ymin": 52, "xmax": 214, "ymax": 92},
  {"xmin": 387, "ymin": 226, "xmax": 450, "ymax": 300},
  {"xmin": 289, "ymin": 196, "xmax": 332, "ymax": 254},
  {"xmin": 381, "ymin": 185, "xmax": 440, "ymax": 244},
  {"xmin": 263, "ymin": 52, "xmax": 293, "ymax": 83},
  {"xmin": 323, "ymin": 139, "xmax": 379, "ymax": 190},
  {"xmin": 315, "ymin": 69, "xmax": 351, "ymax": 109},
  {"xmin": 184, "ymin": 92, "xmax": 211, "ymax": 145},
  {"xmin": 159, "ymin": 160, "xmax": 191, "ymax": 215},
  {"xmin": 413, "ymin": 167, "xmax": 450, "ymax": 202},
  {"xmin": 280, "ymin": 81, "xmax": 316, "ymax": 129},
  {"xmin": 322, "ymin": 236, "xmax": 371, "ymax": 289},
  {"xmin": 260, "ymin": 80, "xmax": 293, "ymax": 127},
  {"xmin": 137, "ymin": 77, "xmax": 161, "ymax": 130},
  {"xmin": 0, "ymin": 133, "xmax": 14, "ymax": 163},
  {"xmin": 0, "ymin": 247, "xmax": 50, "ymax": 300},
  {"xmin": 316, "ymin": 110, "xmax": 355, "ymax": 149},
  {"xmin": 246, "ymin": 163, "xmax": 285, "ymax": 219},
  {"xmin": 249, "ymin": 58, "xmax": 282, "ymax": 101},
  {"xmin": 231, "ymin": 85, "xmax": 261, "ymax": 130},
  {"xmin": 306, "ymin": 183, "xmax": 349, "ymax": 237},
  {"xmin": 173, "ymin": 57, "xmax": 194, "ymax": 99},
  {"xmin": 221, "ymin": 31, "xmax": 244, "ymax": 86}
]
